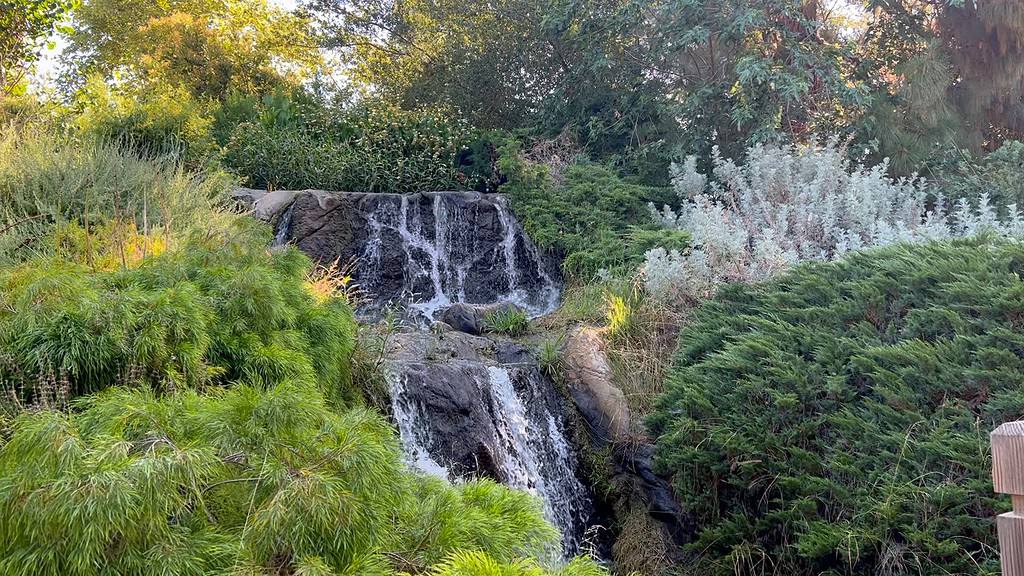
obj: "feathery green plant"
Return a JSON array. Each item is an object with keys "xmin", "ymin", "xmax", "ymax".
[
  {"xmin": 0, "ymin": 218, "xmax": 358, "ymax": 405},
  {"xmin": 0, "ymin": 126, "xmax": 232, "ymax": 264},
  {"xmin": 0, "ymin": 380, "xmax": 600, "ymax": 575},
  {"xmin": 652, "ymin": 237, "xmax": 1024, "ymax": 575}
]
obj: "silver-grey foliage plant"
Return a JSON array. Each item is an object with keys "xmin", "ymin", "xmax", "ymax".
[{"xmin": 644, "ymin": 140, "xmax": 1024, "ymax": 301}]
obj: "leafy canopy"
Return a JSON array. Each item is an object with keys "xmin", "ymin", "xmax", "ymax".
[
  {"xmin": 64, "ymin": 0, "xmax": 318, "ymax": 99},
  {"xmin": 0, "ymin": 0, "xmax": 75, "ymax": 95}
]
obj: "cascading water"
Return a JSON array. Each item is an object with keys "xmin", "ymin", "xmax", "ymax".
[
  {"xmin": 484, "ymin": 366, "xmax": 591, "ymax": 548},
  {"xmin": 271, "ymin": 189, "xmax": 590, "ymax": 554},
  {"xmin": 387, "ymin": 358, "xmax": 593, "ymax": 556},
  {"xmin": 274, "ymin": 191, "xmax": 561, "ymax": 321}
]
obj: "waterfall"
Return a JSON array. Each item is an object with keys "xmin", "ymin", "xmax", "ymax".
[
  {"xmin": 273, "ymin": 190, "xmax": 587, "ymax": 554},
  {"xmin": 484, "ymin": 366, "xmax": 591, "ymax": 551},
  {"xmin": 273, "ymin": 202, "xmax": 295, "ymax": 247},
  {"xmin": 387, "ymin": 360, "xmax": 593, "ymax": 556},
  {"xmin": 283, "ymin": 192, "xmax": 563, "ymax": 321},
  {"xmin": 390, "ymin": 371, "xmax": 450, "ymax": 480}
]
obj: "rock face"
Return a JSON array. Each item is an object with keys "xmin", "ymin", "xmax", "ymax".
[
  {"xmin": 438, "ymin": 303, "xmax": 484, "ymax": 335},
  {"xmin": 387, "ymin": 330, "xmax": 594, "ymax": 555},
  {"xmin": 563, "ymin": 327, "xmax": 632, "ymax": 443},
  {"xmin": 562, "ymin": 327, "xmax": 692, "ymax": 561},
  {"xmin": 251, "ymin": 189, "xmax": 561, "ymax": 321}
]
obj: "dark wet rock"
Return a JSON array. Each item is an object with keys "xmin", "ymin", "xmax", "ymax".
[
  {"xmin": 560, "ymin": 327, "xmax": 694, "ymax": 560},
  {"xmin": 268, "ymin": 190, "xmax": 561, "ymax": 321},
  {"xmin": 439, "ymin": 303, "xmax": 483, "ymax": 335},
  {"xmin": 387, "ymin": 330, "xmax": 593, "ymax": 554}
]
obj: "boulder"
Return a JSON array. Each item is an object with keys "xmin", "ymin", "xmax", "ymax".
[
  {"xmin": 253, "ymin": 190, "xmax": 299, "ymax": 221},
  {"xmin": 439, "ymin": 303, "xmax": 483, "ymax": 335},
  {"xmin": 229, "ymin": 187, "xmax": 266, "ymax": 210},
  {"xmin": 563, "ymin": 327, "xmax": 631, "ymax": 442}
]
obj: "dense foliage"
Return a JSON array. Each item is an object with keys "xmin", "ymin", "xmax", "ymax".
[
  {"xmin": 651, "ymin": 238, "xmax": 1024, "ymax": 575},
  {"xmin": 222, "ymin": 103, "xmax": 499, "ymax": 193},
  {"xmin": 938, "ymin": 140, "xmax": 1024, "ymax": 219},
  {"xmin": 0, "ymin": 221, "xmax": 359, "ymax": 405},
  {"xmin": 644, "ymin": 140, "xmax": 1024, "ymax": 301},
  {"xmin": 0, "ymin": 0, "xmax": 73, "ymax": 95},
  {"xmin": 0, "ymin": 381, "xmax": 599, "ymax": 575},
  {"xmin": 73, "ymin": 79, "xmax": 219, "ymax": 164},
  {"xmin": 63, "ymin": 0, "xmax": 318, "ymax": 99},
  {"xmin": 0, "ymin": 128, "xmax": 230, "ymax": 264},
  {"xmin": 501, "ymin": 150, "xmax": 687, "ymax": 279}
]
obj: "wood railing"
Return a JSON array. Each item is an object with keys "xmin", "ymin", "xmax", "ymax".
[{"xmin": 992, "ymin": 422, "xmax": 1024, "ymax": 575}]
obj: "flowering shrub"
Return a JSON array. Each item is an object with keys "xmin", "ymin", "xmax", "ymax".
[{"xmin": 644, "ymin": 140, "xmax": 1024, "ymax": 300}]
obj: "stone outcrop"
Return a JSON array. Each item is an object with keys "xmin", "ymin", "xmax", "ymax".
[
  {"xmin": 235, "ymin": 188, "xmax": 561, "ymax": 321},
  {"xmin": 386, "ymin": 329, "xmax": 594, "ymax": 554},
  {"xmin": 563, "ymin": 327, "xmax": 632, "ymax": 442},
  {"xmin": 561, "ymin": 327, "xmax": 692, "ymax": 566}
]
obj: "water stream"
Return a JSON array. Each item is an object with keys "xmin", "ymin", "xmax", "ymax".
[
  {"xmin": 274, "ymin": 190, "xmax": 588, "ymax": 555},
  {"xmin": 389, "ymin": 364, "xmax": 592, "ymax": 555}
]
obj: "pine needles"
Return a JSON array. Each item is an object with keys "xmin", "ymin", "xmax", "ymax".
[
  {"xmin": 0, "ymin": 381, "xmax": 594, "ymax": 575},
  {"xmin": 651, "ymin": 237, "xmax": 1023, "ymax": 576}
]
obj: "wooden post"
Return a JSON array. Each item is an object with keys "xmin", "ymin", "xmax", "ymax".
[{"xmin": 992, "ymin": 421, "xmax": 1024, "ymax": 575}]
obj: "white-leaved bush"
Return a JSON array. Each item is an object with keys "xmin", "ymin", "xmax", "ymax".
[{"xmin": 645, "ymin": 140, "xmax": 1024, "ymax": 301}]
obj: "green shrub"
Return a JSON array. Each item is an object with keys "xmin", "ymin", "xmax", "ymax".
[
  {"xmin": 940, "ymin": 141, "xmax": 1024, "ymax": 218},
  {"xmin": 651, "ymin": 238, "xmax": 1024, "ymax": 575},
  {"xmin": 0, "ymin": 219, "xmax": 359, "ymax": 405},
  {"xmin": 0, "ymin": 127, "xmax": 231, "ymax": 264},
  {"xmin": 485, "ymin": 307, "xmax": 530, "ymax": 337},
  {"xmin": 500, "ymin": 150, "xmax": 686, "ymax": 280},
  {"xmin": 221, "ymin": 102, "xmax": 499, "ymax": 193},
  {"xmin": 74, "ymin": 78, "xmax": 219, "ymax": 165},
  {"xmin": 0, "ymin": 380, "xmax": 602, "ymax": 575}
]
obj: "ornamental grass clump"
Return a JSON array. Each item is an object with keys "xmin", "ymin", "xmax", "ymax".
[
  {"xmin": 0, "ymin": 127, "xmax": 231, "ymax": 265},
  {"xmin": 651, "ymin": 238, "xmax": 1024, "ymax": 576}
]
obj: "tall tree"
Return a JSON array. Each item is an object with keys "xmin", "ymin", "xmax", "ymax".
[
  {"xmin": 631, "ymin": 0, "xmax": 868, "ymax": 159},
  {"xmin": 0, "ymin": 0, "xmax": 74, "ymax": 96},
  {"xmin": 859, "ymin": 0, "xmax": 1024, "ymax": 172},
  {"xmin": 64, "ymin": 0, "xmax": 320, "ymax": 99},
  {"xmin": 941, "ymin": 1, "xmax": 1024, "ymax": 148},
  {"xmin": 306, "ymin": 0, "xmax": 571, "ymax": 129}
]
